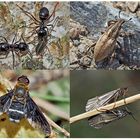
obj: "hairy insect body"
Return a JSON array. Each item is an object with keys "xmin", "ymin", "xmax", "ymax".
[
  {"xmin": 93, "ymin": 19, "xmax": 125, "ymax": 62},
  {"xmin": 8, "ymin": 101, "xmax": 25, "ymax": 123}
]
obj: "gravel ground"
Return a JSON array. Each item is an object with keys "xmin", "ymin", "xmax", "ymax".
[{"xmin": 70, "ymin": 2, "xmax": 140, "ymax": 70}]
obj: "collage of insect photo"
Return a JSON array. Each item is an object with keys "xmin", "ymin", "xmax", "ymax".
[{"xmin": 0, "ymin": 0, "xmax": 139, "ymax": 139}]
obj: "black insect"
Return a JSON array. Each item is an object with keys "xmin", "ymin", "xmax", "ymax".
[
  {"xmin": 0, "ymin": 35, "xmax": 31, "ymax": 69},
  {"xmin": 0, "ymin": 75, "xmax": 51, "ymax": 137},
  {"xmin": 17, "ymin": 3, "xmax": 59, "ymax": 56}
]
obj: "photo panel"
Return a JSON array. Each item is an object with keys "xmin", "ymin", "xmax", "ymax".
[
  {"xmin": 0, "ymin": 70, "xmax": 70, "ymax": 138},
  {"xmin": 70, "ymin": 70, "xmax": 140, "ymax": 137},
  {"xmin": 0, "ymin": 2, "xmax": 69, "ymax": 69},
  {"xmin": 70, "ymin": 2, "xmax": 140, "ymax": 70}
]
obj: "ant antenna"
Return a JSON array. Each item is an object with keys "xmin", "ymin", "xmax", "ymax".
[{"xmin": 48, "ymin": 2, "xmax": 59, "ymax": 21}]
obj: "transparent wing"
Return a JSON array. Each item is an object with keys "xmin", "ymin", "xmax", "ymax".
[
  {"xmin": 86, "ymin": 89, "xmax": 121, "ymax": 112},
  {"xmin": 88, "ymin": 109, "xmax": 128, "ymax": 129},
  {"xmin": 25, "ymin": 95, "xmax": 51, "ymax": 137}
]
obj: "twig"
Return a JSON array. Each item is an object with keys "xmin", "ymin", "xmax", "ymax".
[
  {"xmin": 70, "ymin": 94, "xmax": 140, "ymax": 124},
  {"xmin": 33, "ymin": 97, "xmax": 69, "ymax": 120},
  {"xmin": 44, "ymin": 113, "xmax": 70, "ymax": 137}
]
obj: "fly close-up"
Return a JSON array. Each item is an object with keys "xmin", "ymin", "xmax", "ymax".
[{"xmin": 0, "ymin": 70, "xmax": 69, "ymax": 138}]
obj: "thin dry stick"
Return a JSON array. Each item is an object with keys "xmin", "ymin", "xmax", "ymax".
[
  {"xmin": 70, "ymin": 94, "xmax": 140, "ymax": 124},
  {"xmin": 44, "ymin": 113, "xmax": 70, "ymax": 137},
  {"xmin": 33, "ymin": 97, "xmax": 69, "ymax": 120}
]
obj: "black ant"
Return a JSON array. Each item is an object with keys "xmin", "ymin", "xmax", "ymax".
[
  {"xmin": 17, "ymin": 2, "xmax": 59, "ymax": 56},
  {"xmin": 0, "ymin": 33, "xmax": 31, "ymax": 69}
]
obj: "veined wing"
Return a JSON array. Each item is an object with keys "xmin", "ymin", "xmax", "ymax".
[
  {"xmin": 86, "ymin": 88, "xmax": 122, "ymax": 112},
  {"xmin": 88, "ymin": 109, "xmax": 128, "ymax": 129},
  {"xmin": 0, "ymin": 90, "xmax": 13, "ymax": 114},
  {"xmin": 25, "ymin": 94, "xmax": 51, "ymax": 137}
]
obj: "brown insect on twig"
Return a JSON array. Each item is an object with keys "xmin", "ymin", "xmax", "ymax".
[{"xmin": 93, "ymin": 11, "xmax": 132, "ymax": 65}]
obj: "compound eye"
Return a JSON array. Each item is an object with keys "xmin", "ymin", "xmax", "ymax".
[
  {"xmin": 39, "ymin": 7, "xmax": 49, "ymax": 20},
  {"xmin": 17, "ymin": 75, "xmax": 29, "ymax": 84}
]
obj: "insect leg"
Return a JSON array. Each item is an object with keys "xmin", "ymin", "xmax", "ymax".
[
  {"xmin": 0, "ymin": 36, "xmax": 8, "ymax": 43},
  {"xmin": 11, "ymin": 49, "xmax": 15, "ymax": 69},
  {"xmin": 0, "ymin": 52, "xmax": 9, "ymax": 59},
  {"xmin": 16, "ymin": 4, "xmax": 39, "ymax": 24},
  {"xmin": 47, "ymin": 2, "xmax": 59, "ymax": 21}
]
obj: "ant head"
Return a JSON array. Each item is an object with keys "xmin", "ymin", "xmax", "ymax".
[
  {"xmin": 39, "ymin": 7, "xmax": 49, "ymax": 21},
  {"xmin": 17, "ymin": 42, "xmax": 29, "ymax": 51}
]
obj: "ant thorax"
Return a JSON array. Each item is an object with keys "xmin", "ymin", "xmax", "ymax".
[{"xmin": 38, "ymin": 22, "xmax": 47, "ymax": 37}]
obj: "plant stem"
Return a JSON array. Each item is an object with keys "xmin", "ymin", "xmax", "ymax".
[
  {"xmin": 70, "ymin": 94, "xmax": 140, "ymax": 124},
  {"xmin": 44, "ymin": 113, "xmax": 70, "ymax": 137},
  {"xmin": 31, "ymin": 92, "xmax": 69, "ymax": 103}
]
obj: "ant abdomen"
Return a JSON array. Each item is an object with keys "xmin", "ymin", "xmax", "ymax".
[
  {"xmin": 0, "ymin": 43, "xmax": 10, "ymax": 54},
  {"xmin": 39, "ymin": 7, "xmax": 49, "ymax": 21}
]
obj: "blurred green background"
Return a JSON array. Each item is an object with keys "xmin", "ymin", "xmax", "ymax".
[
  {"xmin": 0, "ymin": 70, "xmax": 69, "ymax": 138},
  {"xmin": 70, "ymin": 70, "xmax": 140, "ymax": 138}
]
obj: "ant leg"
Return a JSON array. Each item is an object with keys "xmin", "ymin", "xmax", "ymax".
[
  {"xmin": 0, "ymin": 52, "xmax": 9, "ymax": 59},
  {"xmin": 26, "ymin": 49, "xmax": 33, "ymax": 59},
  {"xmin": 44, "ymin": 42, "xmax": 51, "ymax": 55},
  {"xmin": 48, "ymin": 14, "xmax": 59, "ymax": 24},
  {"xmin": 16, "ymin": 4, "xmax": 39, "ymax": 24},
  {"xmin": 0, "ymin": 36, "xmax": 8, "ymax": 43},
  {"xmin": 24, "ymin": 26, "xmax": 39, "ymax": 41},
  {"xmin": 11, "ymin": 50, "xmax": 15, "ymax": 69},
  {"xmin": 47, "ymin": 2, "xmax": 59, "ymax": 21},
  {"xmin": 12, "ymin": 32, "xmax": 18, "ymax": 44},
  {"xmin": 47, "ymin": 16, "xmax": 60, "ymax": 33},
  {"xmin": 20, "ymin": 23, "xmax": 39, "ymax": 29}
]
